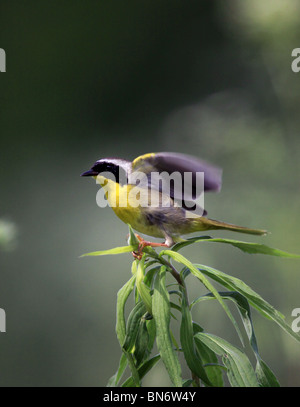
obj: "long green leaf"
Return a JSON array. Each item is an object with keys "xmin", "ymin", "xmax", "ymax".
[
  {"xmin": 121, "ymin": 301, "xmax": 147, "ymax": 387},
  {"xmin": 146, "ymin": 318, "xmax": 156, "ymax": 356},
  {"xmin": 107, "ymin": 353, "xmax": 128, "ymax": 387},
  {"xmin": 192, "ymin": 292, "xmax": 259, "ymax": 351},
  {"xmin": 219, "ymin": 292, "xmax": 279, "ymax": 386},
  {"xmin": 173, "ymin": 236, "xmax": 300, "ymax": 258},
  {"xmin": 192, "ymin": 322, "xmax": 224, "ymax": 386},
  {"xmin": 116, "ymin": 275, "xmax": 136, "ymax": 346},
  {"xmin": 115, "ymin": 274, "xmax": 141, "ymax": 386},
  {"xmin": 195, "ymin": 333, "xmax": 259, "ymax": 387},
  {"xmin": 192, "ymin": 291, "xmax": 279, "ymax": 386},
  {"xmin": 195, "ymin": 263, "xmax": 300, "ymax": 343},
  {"xmin": 182, "ymin": 379, "xmax": 194, "ymax": 387},
  {"xmin": 152, "ymin": 266, "xmax": 182, "ymax": 387},
  {"xmin": 180, "ymin": 288, "xmax": 212, "ymax": 386},
  {"xmin": 124, "ymin": 353, "xmax": 140, "ymax": 387},
  {"xmin": 81, "ymin": 245, "xmax": 137, "ymax": 257},
  {"xmin": 160, "ymin": 250, "xmax": 244, "ymax": 345},
  {"xmin": 255, "ymin": 359, "xmax": 280, "ymax": 387},
  {"xmin": 134, "ymin": 319, "xmax": 150, "ymax": 367},
  {"xmin": 123, "ymin": 301, "xmax": 147, "ymax": 353},
  {"xmin": 122, "ymin": 355, "xmax": 161, "ymax": 387},
  {"xmin": 172, "ymin": 236, "xmax": 212, "ymax": 251},
  {"xmin": 136, "ymin": 257, "xmax": 152, "ymax": 314},
  {"xmin": 144, "ymin": 266, "xmax": 160, "ymax": 288},
  {"xmin": 194, "ymin": 340, "xmax": 224, "ymax": 387}
]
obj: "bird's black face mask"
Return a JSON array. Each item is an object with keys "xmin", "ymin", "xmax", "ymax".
[{"xmin": 81, "ymin": 161, "xmax": 128, "ymax": 185}]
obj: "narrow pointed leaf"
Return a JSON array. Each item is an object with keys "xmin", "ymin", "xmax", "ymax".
[
  {"xmin": 144, "ymin": 266, "xmax": 159, "ymax": 288},
  {"xmin": 172, "ymin": 236, "xmax": 212, "ymax": 251},
  {"xmin": 116, "ymin": 275, "xmax": 136, "ymax": 346},
  {"xmin": 194, "ymin": 340, "xmax": 224, "ymax": 387},
  {"xmin": 127, "ymin": 224, "xmax": 140, "ymax": 246},
  {"xmin": 173, "ymin": 236, "xmax": 300, "ymax": 258},
  {"xmin": 122, "ymin": 355, "xmax": 161, "ymax": 387},
  {"xmin": 107, "ymin": 353, "xmax": 128, "ymax": 387},
  {"xmin": 136, "ymin": 257, "xmax": 152, "ymax": 314},
  {"xmin": 134, "ymin": 319, "xmax": 150, "ymax": 367},
  {"xmin": 195, "ymin": 263, "xmax": 300, "ymax": 343},
  {"xmin": 180, "ymin": 288, "xmax": 212, "ymax": 386},
  {"xmin": 255, "ymin": 359, "xmax": 280, "ymax": 387},
  {"xmin": 182, "ymin": 379, "xmax": 194, "ymax": 387},
  {"xmin": 195, "ymin": 333, "xmax": 259, "ymax": 387},
  {"xmin": 123, "ymin": 301, "xmax": 146, "ymax": 353},
  {"xmin": 192, "ymin": 291, "xmax": 279, "ymax": 386},
  {"xmin": 153, "ymin": 266, "xmax": 182, "ymax": 387},
  {"xmin": 160, "ymin": 250, "xmax": 244, "ymax": 345},
  {"xmin": 81, "ymin": 245, "xmax": 137, "ymax": 257},
  {"xmin": 124, "ymin": 353, "xmax": 140, "ymax": 387},
  {"xmin": 193, "ymin": 321, "xmax": 224, "ymax": 386},
  {"xmin": 146, "ymin": 318, "xmax": 156, "ymax": 355}
]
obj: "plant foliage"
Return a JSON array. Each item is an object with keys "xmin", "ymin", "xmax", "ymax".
[{"xmin": 82, "ymin": 225, "xmax": 300, "ymax": 387}]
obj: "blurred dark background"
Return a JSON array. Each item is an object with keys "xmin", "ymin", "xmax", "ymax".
[{"xmin": 0, "ymin": 1, "xmax": 300, "ymax": 386}]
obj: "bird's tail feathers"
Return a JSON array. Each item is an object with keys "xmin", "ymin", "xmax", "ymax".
[{"xmin": 200, "ymin": 218, "xmax": 267, "ymax": 236}]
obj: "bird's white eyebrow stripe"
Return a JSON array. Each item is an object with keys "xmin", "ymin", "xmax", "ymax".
[{"xmin": 96, "ymin": 158, "xmax": 131, "ymax": 168}]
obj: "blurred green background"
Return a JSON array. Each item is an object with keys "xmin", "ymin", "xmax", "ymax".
[{"xmin": 1, "ymin": 0, "xmax": 300, "ymax": 386}]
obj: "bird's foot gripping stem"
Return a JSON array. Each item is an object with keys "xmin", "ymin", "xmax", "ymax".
[{"xmin": 132, "ymin": 234, "xmax": 169, "ymax": 260}]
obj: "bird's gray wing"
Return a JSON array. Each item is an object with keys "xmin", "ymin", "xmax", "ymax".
[{"xmin": 130, "ymin": 152, "xmax": 222, "ymax": 203}]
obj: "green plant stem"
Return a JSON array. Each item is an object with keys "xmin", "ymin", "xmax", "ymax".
[
  {"xmin": 164, "ymin": 259, "xmax": 201, "ymax": 384},
  {"xmin": 144, "ymin": 247, "xmax": 184, "ymax": 286},
  {"xmin": 125, "ymin": 352, "xmax": 140, "ymax": 387},
  {"xmin": 180, "ymin": 285, "xmax": 202, "ymax": 387},
  {"xmin": 192, "ymin": 372, "xmax": 201, "ymax": 387}
]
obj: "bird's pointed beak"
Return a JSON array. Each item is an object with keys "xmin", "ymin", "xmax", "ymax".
[{"xmin": 80, "ymin": 170, "xmax": 99, "ymax": 177}]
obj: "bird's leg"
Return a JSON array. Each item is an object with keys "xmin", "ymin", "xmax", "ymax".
[
  {"xmin": 131, "ymin": 234, "xmax": 147, "ymax": 260},
  {"xmin": 131, "ymin": 234, "xmax": 174, "ymax": 260},
  {"xmin": 132, "ymin": 251, "xmax": 143, "ymax": 260}
]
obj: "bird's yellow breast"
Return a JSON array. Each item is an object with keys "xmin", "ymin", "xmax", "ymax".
[{"xmin": 97, "ymin": 176, "xmax": 164, "ymax": 238}]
